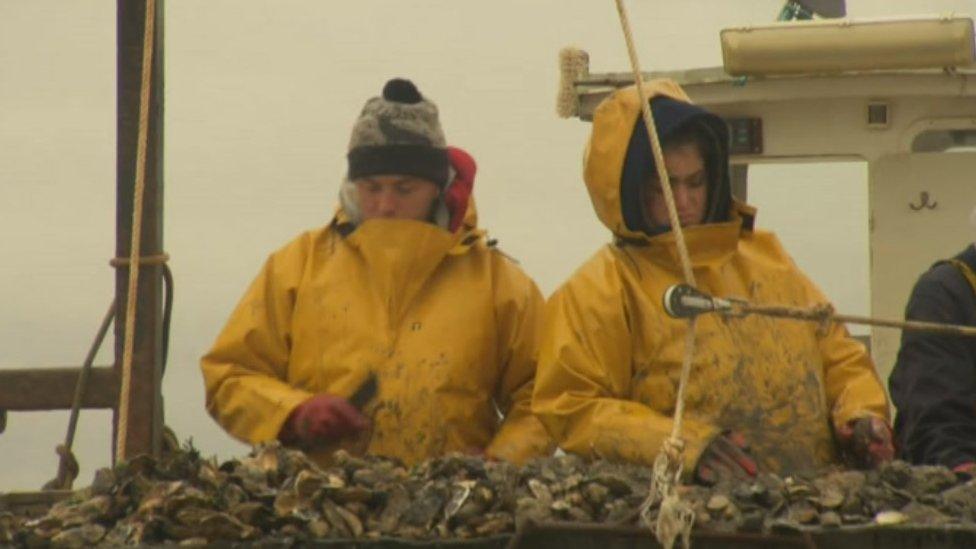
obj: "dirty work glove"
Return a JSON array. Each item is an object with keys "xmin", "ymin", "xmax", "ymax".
[
  {"xmin": 695, "ymin": 431, "xmax": 759, "ymax": 485},
  {"xmin": 836, "ymin": 416, "xmax": 894, "ymax": 469},
  {"xmin": 279, "ymin": 394, "xmax": 368, "ymax": 447},
  {"xmin": 952, "ymin": 462, "xmax": 976, "ymax": 476}
]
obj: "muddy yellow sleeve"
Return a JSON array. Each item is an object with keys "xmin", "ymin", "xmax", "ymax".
[
  {"xmin": 533, "ymin": 273, "xmax": 719, "ymax": 475},
  {"xmin": 803, "ymin": 276, "xmax": 891, "ymax": 430},
  {"xmin": 201, "ymin": 241, "xmax": 314, "ymax": 445},
  {"xmin": 486, "ymin": 260, "xmax": 556, "ymax": 464}
]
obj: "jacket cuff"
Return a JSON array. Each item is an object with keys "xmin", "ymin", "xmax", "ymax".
[
  {"xmin": 250, "ymin": 387, "xmax": 315, "ymax": 444},
  {"xmin": 487, "ymin": 414, "xmax": 557, "ymax": 465},
  {"xmin": 831, "ymin": 409, "xmax": 888, "ymax": 434},
  {"xmin": 678, "ymin": 419, "xmax": 722, "ymax": 481}
]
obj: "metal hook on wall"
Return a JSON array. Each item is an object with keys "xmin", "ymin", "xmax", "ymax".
[{"xmin": 909, "ymin": 191, "xmax": 938, "ymax": 211}]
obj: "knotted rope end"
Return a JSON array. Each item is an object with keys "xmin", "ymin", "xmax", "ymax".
[{"xmin": 557, "ymin": 46, "xmax": 589, "ymax": 118}]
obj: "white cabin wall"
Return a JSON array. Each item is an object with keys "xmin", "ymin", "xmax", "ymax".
[
  {"xmin": 747, "ymin": 161, "xmax": 871, "ymax": 337},
  {"xmin": 870, "ymin": 152, "xmax": 976, "ymax": 384}
]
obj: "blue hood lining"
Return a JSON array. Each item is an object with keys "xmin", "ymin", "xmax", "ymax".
[{"xmin": 620, "ymin": 96, "xmax": 732, "ymax": 237}]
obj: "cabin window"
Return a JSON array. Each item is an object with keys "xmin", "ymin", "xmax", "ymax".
[
  {"xmin": 744, "ymin": 161, "xmax": 871, "ymax": 342},
  {"xmin": 912, "ymin": 129, "xmax": 976, "ymax": 153}
]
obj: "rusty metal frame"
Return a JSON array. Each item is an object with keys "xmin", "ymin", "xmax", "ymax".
[{"xmin": 0, "ymin": 0, "xmax": 165, "ymax": 472}]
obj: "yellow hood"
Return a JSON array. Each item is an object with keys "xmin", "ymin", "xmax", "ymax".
[{"xmin": 583, "ymin": 79, "xmax": 695, "ymax": 240}]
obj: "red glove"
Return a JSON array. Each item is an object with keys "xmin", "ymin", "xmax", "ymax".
[
  {"xmin": 836, "ymin": 416, "xmax": 894, "ymax": 469},
  {"xmin": 695, "ymin": 431, "xmax": 759, "ymax": 485},
  {"xmin": 279, "ymin": 394, "xmax": 368, "ymax": 446},
  {"xmin": 952, "ymin": 462, "xmax": 976, "ymax": 476}
]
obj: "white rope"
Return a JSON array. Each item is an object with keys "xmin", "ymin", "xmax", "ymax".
[
  {"xmin": 117, "ymin": 0, "xmax": 156, "ymax": 463},
  {"xmin": 611, "ymin": 0, "xmax": 695, "ymax": 286},
  {"xmin": 611, "ymin": 1, "xmax": 699, "ymax": 547}
]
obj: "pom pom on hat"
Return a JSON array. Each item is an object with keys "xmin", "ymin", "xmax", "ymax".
[{"xmin": 382, "ymin": 78, "xmax": 423, "ymax": 104}]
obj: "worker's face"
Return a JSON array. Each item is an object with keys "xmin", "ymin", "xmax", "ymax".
[
  {"xmin": 354, "ymin": 175, "xmax": 440, "ymax": 221},
  {"xmin": 643, "ymin": 142, "xmax": 709, "ymax": 228}
]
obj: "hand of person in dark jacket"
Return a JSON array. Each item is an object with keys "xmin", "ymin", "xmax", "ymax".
[
  {"xmin": 953, "ymin": 462, "xmax": 976, "ymax": 476},
  {"xmin": 836, "ymin": 416, "xmax": 894, "ymax": 469},
  {"xmin": 279, "ymin": 394, "xmax": 369, "ymax": 447},
  {"xmin": 695, "ymin": 431, "xmax": 759, "ymax": 485}
]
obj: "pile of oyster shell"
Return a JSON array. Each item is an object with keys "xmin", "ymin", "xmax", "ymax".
[
  {"xmin": 3, "ymin": 443, "xmax": 976, "ymax": 547},
  {"xmin": 688, "ymin": 461, "xmax": 976, "ymax": 534}
]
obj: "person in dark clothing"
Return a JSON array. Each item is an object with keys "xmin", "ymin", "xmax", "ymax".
[{"xmin": 890, "ymin": 241, "xmax": 976, "ymax": 474}]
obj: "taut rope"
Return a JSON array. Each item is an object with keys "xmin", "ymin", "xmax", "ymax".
[{"xmin": 611, "ymin": 1, "xmax": 700, "ymax": 548}]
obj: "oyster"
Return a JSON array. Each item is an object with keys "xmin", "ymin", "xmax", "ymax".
[
  {"xmin": 49, "ymin": 523, "xmax": 106, "ymax": 548},
  {"xmin": 875, "ymin": 510, "xmax": 909, "ymax": 525},
  {"xmin": 706, "ymin": 494, "xmax": 730, "ymax": 513}
]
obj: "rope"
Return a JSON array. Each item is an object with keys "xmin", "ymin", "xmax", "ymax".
[
  {"xmin": 557, "ymin": 47, "xmax": 589, "ymax": 118},
  {"xmin": 110, "ymin": 253, "xmax": 169, "ymax": 268},
  {"xmin": 116, "ymin": 0, "xmax": 157, "ymax": 463},
  {"xmin": 44, "ymin": 299, "xmax": 117, "ymax": 491},
  {"xmin": 728, "ymin": 301, "xmax": 976, "ymax": 338},
  {"xmin": 612, "ymin": 0, "xmax": 696, "ymax": 287},
  {"xmin": 611, "ymin": 1, "xmax": 699, "ymax": 548},
  {"xmin": 113, "ymin": 257, "xmax": 175, "ymax": 371}
]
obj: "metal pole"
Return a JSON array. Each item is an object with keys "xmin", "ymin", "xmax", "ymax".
[
  {"xmin": 114, "ymin": 0, "xmax": 164, "ymax": 461},
  {"xmin": 665, "ymin": 284, "xmax": 976, "ymax": 338}
]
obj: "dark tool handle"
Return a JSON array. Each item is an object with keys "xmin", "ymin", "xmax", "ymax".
[{"xmin": 349, "ymin": 373, "xmax": 378, "ymax": 410}]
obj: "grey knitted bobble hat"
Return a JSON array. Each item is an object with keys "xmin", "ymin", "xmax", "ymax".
[{"xmin": 346, "ymin": 78, "xmax": 449, "ymax": 188}]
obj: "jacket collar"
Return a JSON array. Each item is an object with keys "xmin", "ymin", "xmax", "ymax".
[
  {"xmin": 619, "ymin": 201, "xmax": 756, "ymax": 270},
  {"xmin": 332, "ymin": 201, "xmax": 485, "ymax": 255},
  {"xmin": 958, "ymin": 244, "xmax": 976, "ymax": 272}
]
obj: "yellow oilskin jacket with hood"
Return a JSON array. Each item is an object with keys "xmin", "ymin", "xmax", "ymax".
[
  {"xmin": 532, "ymin": 79, "xmax": 889, "ymax": 476},
  {"xmin": 201, "ymin": 196, "xmax": 553, "ymax": 466}
]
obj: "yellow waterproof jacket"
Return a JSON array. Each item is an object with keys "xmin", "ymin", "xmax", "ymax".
[
  {"xmin": 202, "ymin": 204, "xmax": 553, "ymax": 466},
  {"xmin": 532, "ymin": 80, "xmax": 889, "ymax": 476}
]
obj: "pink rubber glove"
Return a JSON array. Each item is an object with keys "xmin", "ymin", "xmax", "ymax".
[{"xmin": 279, "ymin": 394, "xmax": 368, "ymax": 446}]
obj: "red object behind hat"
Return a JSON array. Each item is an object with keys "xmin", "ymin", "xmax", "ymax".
[{"xmin": 446, "ymin": 147, "xmax": 476, "ymax": 233}]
